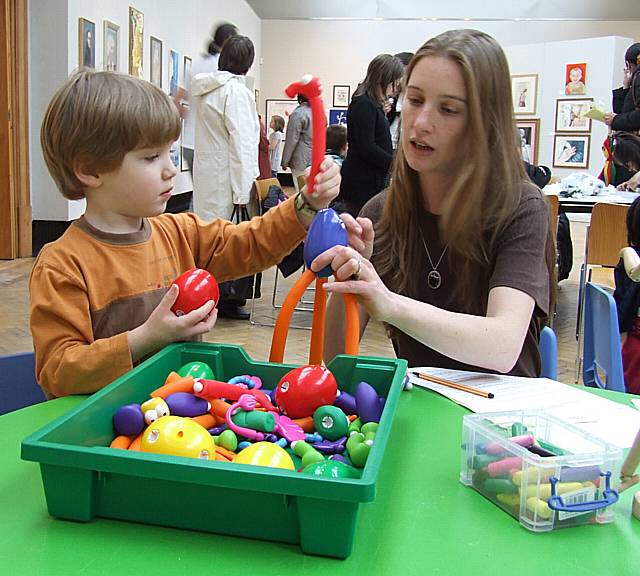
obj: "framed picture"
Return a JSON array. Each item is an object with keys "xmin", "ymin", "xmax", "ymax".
[
  {"xmin": 555, "ymin": 98, "xmax": 593, "ymax": 133},
  {"xmin": 565, "ymin": 63, "xmax": 587, "ymax": 96},
  {"xmin": 103, "ymin": 20, "xmax": 119, "ymax": 72},
  {"xmin": 78, "ymin": 18, "xmax": 95, "ymax": 68},
  {"xmin": 265, "ymin": 99, "xmax": 298, "ymax": 140},
  {"xmin": 179, "ymin": 120, "xmax": 189, "ymax": 172},
  {"xmin": 128, "ymin": 7, "xmax": 144, "ymax": 78},
  {"xmin": 183, "ymin": 56, "xmax": 192, "ymax": 82},
  {"xmin": 515, "ymin": 119, "xmax": 540, "ymax": 165},
  {"xmin": 149, "ymin": 36, "xmax": 162, "ymax": 87},
  {"xmin": 553, "ymin": 134, "xmax": 591, "ymax": 169},
  {"xmin": 170, "ymin": 141, "xmax": 181, "ymax": 170},
  {"xmin": 332, "ymin": 85, "xmax": 350, "ymax": 108},
  {"xmin": 329, "ymin": 109, "xmax": 348, "ymax": 126},
  {"xmin": 168, "ymin": 50, "xmax": 179, "ymax": 96},
  {"xmin": 511, "ymin": 74, "xmax": 538, "ymax": 115}
]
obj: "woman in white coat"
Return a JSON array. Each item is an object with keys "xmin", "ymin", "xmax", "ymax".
[{"xmin": 192, "ymin": 35, "xmax": 259, "ymax": 222}]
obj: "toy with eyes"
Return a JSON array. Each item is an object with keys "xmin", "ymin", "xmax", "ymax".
[
  {"xmin": 275, "ymin": 365, "xmax": 338, "ymax": 419},
  {"xmin": 140, "ymin": 397, "xmax": 170, "ymax": 425}
]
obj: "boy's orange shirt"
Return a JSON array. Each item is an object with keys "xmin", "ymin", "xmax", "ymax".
[{"xmin": 30, "ymin": 200, "xmax": 305, "ymax": 397}]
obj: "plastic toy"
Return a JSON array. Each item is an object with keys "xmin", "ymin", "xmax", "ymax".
[
  {"xmin": 313, "ymin": 405, "xmax": 349, "ymax": 441},
  {"xmin": 165, "ymin": 392, "xmax": 210, "ymax": 417},
  {"xmin": 275, "ymin": 365, "xmax": 338, "ymax": 419},
  {"xmin": 140, "ymin": 416, "xmax": 215, "ymax": 460},
  {"xmin": 302, "ymin": 460, "xmax": 360, "ymax": 479},
  {"xmin": 177, "ymin": 361, "xmax": 215, "ymax": 380},
  {"xmin": 213, "ymin": 429, "xmax": 238, "ymax": 452},
  {"xmin": 233, "ymin": 441, "xmax": 295, "ymax": 470},
  {"xmin": 355, "ymin": 381, "xmax": 384, "ymax": 423},
  {"xmin": 171, "ymin": 268, "xmax": 219, "ymax": 316},
  {"xmin": 303, "ymin": 209, "xmax": 348, "ymax": 277},
  {"xmin": 113, "ymin": 403, "xmax": 145, "ymax": 436},
  {"xmin": 193, "ymin": 378, "xmax": 276, "ymax": 411},
  {"xmin": 291, "ymin": 440, "xmax": 324, "ymax": 468},
  {"xmin": 140, "ymin": 397, "xmax": 170, "ymax": 425},
  {"xmin": 334, "ymin": 390, "xmax": 357, "ymax": 415},
  {"xmin": 346, "ymin": 422, "xmax": 378, "ymax": 467}
]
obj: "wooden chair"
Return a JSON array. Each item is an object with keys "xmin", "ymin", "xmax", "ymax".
[
  {"xmin": 545, "ymin": 194, "xmax": 560, "ymax": 326},
  {"xmin": 254, "ymin": 177, "xmax": 281, "ymax": 205}
]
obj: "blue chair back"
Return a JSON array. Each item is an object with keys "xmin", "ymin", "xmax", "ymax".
[
  {"xmin": 539, "ymin": 326, "xmax": 558, "ymax": 380},
  {"xmin": 0, "ymin": 352, "xmax": 46, "ymax": 415},
  {"xmin": 582, "ymin": 282, "xmax": 625, "ymax": 392}
]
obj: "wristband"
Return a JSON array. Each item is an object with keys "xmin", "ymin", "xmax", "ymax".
[{"xmin": 294, "ymin": 191, "xmax": 320, "ymax": 219}]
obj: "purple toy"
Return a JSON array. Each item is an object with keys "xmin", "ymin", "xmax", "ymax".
[
  {"xmin": 355, "ymin": 381, "xmax": 383, "ymax": 423},
  {"xmin": 165, "ymin": 392, "xmax": 210, "ymax": 417},
  {"xmin": 113, "ymin": 403, "xmax": 145, "ymax": 436},
  {"xmin": 334, "ymin": 390, "xmax": 357, "ymax": 415},
  {"xmin": 314, "ymin": 436, "xmax": 347, "ymax": 455}
]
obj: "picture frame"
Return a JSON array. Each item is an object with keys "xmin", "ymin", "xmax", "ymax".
[
  {"xmin": 332, "ymin": 85, "xmax": 350, "ymax": 108},
  {"xmin": 168, "ymin": 50, "xmax": 179, "ymax": 96},
  {"xmin": 149, "ymin": 36, "xmax": 163, "ymax": 87},
  {"xmin": 179, "ymin": 120, "xmax": 189, "ymax": 172},
  {"xmin": 511, "ymin": 74, "xmax": 538, "ymax": 115},
  {"xmin": 265, "ymin": 99, "xmax": 298, "ymax": 140},
  {"xmin": 128, "ymin": 7, "xmax": 144, "ymax": 78},
  {"xmin": 515, "ymin": 119, "xmax": 540, "ymax": 165},
  {"xmin": 555, "ymin": 98, "xmax": 593, "ymax": 133},
  {"xmin": 553, "ymin": 134, "xmax": 591, "ymax": 169},
  {"xmin": 183, "ymin": 56, "xmax": 192, "ymax": 83},
  {"xmin": 103, "ymin": 20, "xmax": 119, "ymax": 72},
  {"xmin": 78, "ymin": 18, "xmax": 96, "ymax": 68},
  {"xmin": 329, "ymin": 109, "xmax": 348, "ymax": 126},
  {"xmin": 565, "ymin": 62, "xmax": 587, "ymax": 96}
]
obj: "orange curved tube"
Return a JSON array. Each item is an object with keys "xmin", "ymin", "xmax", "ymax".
[
  {"xmin": 292, "ymin": 416, "xmax": 316, "ymax": 432},
  {"xmin": 110, "ymin": 434, "xmax": 135, "ymax": 450},
  {"xmin": 308, "ymin": 277, "xmax": 327, "ymax": 364},
  {"xmin": 190, "ymin": 413, "xmax": 218, "ymax": 429},
  {"xmin": 127, "ymin": 432, "xmax": 143, "ymax": 451},
  {"xmin": 151, "ymin": 375, "xmax": 195, "ymax": 399},
  {"xmin": 269, "ymin": 268, "xmax": 316, "ymax": 363},
  {"xmin": 342, "ymin": 293, "xmax": 360, "ymax": 356}
]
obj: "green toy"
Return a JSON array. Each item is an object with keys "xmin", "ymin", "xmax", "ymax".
[
  {"xmin": 313, "ymin": 405, "xmax": 349, "ymax": 441},
  {"xmin": 291, "ymin": 440, "xmax": 324, "ymax": 468},
  {"xmin": 177, "ymin": 361, "xmax": 215, "ymax": 380}
]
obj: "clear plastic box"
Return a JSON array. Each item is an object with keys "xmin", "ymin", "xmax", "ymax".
[{"xmin": 460, "ymin": 410, "xmax": 623, "ymax": 532}]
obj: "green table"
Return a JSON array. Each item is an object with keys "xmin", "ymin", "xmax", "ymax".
[{"xmin": 2, "ymin": 389, "xmax": 639, "ymax": 575}]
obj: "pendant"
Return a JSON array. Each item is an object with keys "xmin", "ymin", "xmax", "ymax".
[{"xmin": 427, "ymin": 270, "xmax": 442, "ymax": 290}]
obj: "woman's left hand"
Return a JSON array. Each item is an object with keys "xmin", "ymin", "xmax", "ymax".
[
  {"xmin": 603, "ymin": 112, "xmax": 616, "ymax": 126},
  {"xmin": 310, "ymin": 245, "xmax": 394, "ymax": 322},
  {"xmin": 340, "ymin": 213, "xmax": 375, "ymax": 259}
]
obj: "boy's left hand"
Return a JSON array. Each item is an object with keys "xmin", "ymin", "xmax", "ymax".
[{"xmin": 303, "ymin": 156, "xmax": 341, "ymax": 210}]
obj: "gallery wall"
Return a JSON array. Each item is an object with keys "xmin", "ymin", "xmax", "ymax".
[{"xmin": 29, "ymin": 0, "xmax": 261, "ymax": 221}]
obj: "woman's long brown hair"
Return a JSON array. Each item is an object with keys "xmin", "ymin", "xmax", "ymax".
[{"xmin": 375, "ymin": 29, "xmax": 556, "ymax": 317}]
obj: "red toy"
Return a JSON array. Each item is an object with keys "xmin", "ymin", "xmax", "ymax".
[
  {"xmin": 171, "ymin": 268, "xmax": 219, "ymax": 316},
  {"xmin": 275, "ymin": 365, "xmax": 338, "ymax": 419}
]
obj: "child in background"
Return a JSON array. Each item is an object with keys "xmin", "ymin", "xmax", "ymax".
[
  {"xmin": 31, "ymin": 69, "xmax": 343, "ymax": 398},
  {"xmin": 268, "ymin": 115, "xmax": 285, "ymax": 177},
  {"xmin": 326, "ymin": 124, "xmax": 348, "ymax": 166}
]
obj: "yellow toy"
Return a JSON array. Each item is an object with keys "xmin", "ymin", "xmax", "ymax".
[
  {"xmin": 233, "ymin": 442, "xmax": 295, "ymax": 470},
  {"xmin": 141, "ymin": 397, "xmax": 170, "ymax": 425},
  {"xmin": 140, "ymin": 416, "xmax": 214, "ymax": 460}
]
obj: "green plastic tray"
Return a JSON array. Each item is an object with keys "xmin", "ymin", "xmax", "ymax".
[{"xmin": 21, "ymin": 343, "xmax": 407, "ymax": 558}]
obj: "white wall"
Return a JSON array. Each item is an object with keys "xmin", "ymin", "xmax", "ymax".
[{"xmin": 29, "ymin": 0, "xmax": 261, "ymax": 221}]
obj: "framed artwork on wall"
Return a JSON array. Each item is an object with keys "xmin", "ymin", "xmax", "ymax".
[
  {"xmin": 555, "ymin": 98, "xmax": 593, "ymax": 133},
  {"xmin": 329, "ymin": 109, "xmax": 348, "ymax": 126},
  {"xmin": 553, "ymin": 134, "xmax": 591, "ymax": 169},
  {"xmin": 168, "ymin": 50, "xmax": 179, "ymax": 96},
  {"xmin": 78, "ymin": 18, "xmax": 95, "ymax": 68},
  {"xmin": 515, "ymin": 119, "xmax": 540, "ymax": 165},
  {"xmin": 128, "ymin": 7, "xmax": 144, "ymax": 78},
  {"xmin": 565, "ymin": 63, "xmax": 587, "ymax": 95},
  {"xmin": 332, "ymin": 85, "xmax": 350, "ymax": 107},
  {"xmin": 149, "ymin": 36, "xmax": 162, "ymax": 87},
  {"xmin": 265, "ymin": 99, "xmax": 298, "ymax": 140},
  {"xmin": 511, "ymin": 74, "xmax": 538, "ymax": 115},
  {"xmin": 103, "ymin": 20, "xmax": 119, "ymax": 72}
]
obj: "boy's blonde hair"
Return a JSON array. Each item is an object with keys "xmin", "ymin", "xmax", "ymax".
[{"xmin": 41, "ymin": 69, "xmax": 181, "ymax": 200}]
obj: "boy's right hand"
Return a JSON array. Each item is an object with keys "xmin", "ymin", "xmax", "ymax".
[{"xmin": 128, "ymin": 284, "xmax": 217, "ymax": 362}]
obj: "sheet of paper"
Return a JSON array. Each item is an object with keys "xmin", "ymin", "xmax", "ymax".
[{"xmin": 408, "ymin": 368, "xmax": 640, "ymax": 449}]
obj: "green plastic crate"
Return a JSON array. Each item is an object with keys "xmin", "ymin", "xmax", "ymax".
[{"xmin": 21, "ymin": 343, "xmax": 407, "ymax": 558}]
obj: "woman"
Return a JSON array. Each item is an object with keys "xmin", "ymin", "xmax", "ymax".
[
  {"xmin": 315, "ymin": 30, "xmax": 555, "ymax": 376},
  {"xmin": 339, "ymin": 54, "xmax": 405, "ymax": 216}
]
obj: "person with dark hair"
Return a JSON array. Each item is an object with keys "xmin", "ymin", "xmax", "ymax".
[
  {"xmin": 326, "ymin": 124, "xmax": 348, "ymax": 165},
  {"xmin": 388, "ymin": 51, "xmax": 414, "ymax": 149},
  {"xmin": 603, "ymin": 43, "xmax": 640, "ymax": 187},
  {"xmin": 281, "ymin": 94, "xmax": 312, "ymax": 192},
  {"xmin": 339, "ymin": 54, "xmax": 405, "ymax": 216},
  {"xmin": 191, "ymin": 35, "xmax": 259, "ymax": 319},
  {"xmin": 613, "ymin": 131, "xmax": 640, "ymax": 190},
  {"xmin": 176, "ymin": 22, "xmax": 238, "ymax": 175}
]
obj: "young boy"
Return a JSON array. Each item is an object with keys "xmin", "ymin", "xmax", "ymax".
[
  {"xmin": 31, "ymin": 69, "xmax": 342, "ymax": 398},
  {"xmin": 325, "ymin": 124, "xmax": 348, "ymax": 167}
]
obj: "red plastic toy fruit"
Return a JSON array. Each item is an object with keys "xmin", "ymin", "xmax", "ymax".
[
  {"xmin": 275, "ymin": 365, "xmax": 338, "ymax": 419},
  {"xmin": 171, "ymin": 268, "xmax": 219, "ymax": 316}
]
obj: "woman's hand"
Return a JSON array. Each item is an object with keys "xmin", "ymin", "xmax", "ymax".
[
  {"xmin": 603, "ymin": 112, "xmax": 616, "ymax": 127},
  {"xmin": 310, "ymin": 245, "xmax": 395, "ymax": 323},
  {"xmin": 617, "ymin": 172, "xmax": 640, "ymax": 191},
  {"xmin": 340, "ymin": 213, "xmax": 375, "ymax": 259}
]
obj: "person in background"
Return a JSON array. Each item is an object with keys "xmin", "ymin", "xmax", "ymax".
[
  {"xmin": 175, "ymin": 22, "xmax": 238, "ymax": 175},
  {"xmin": 258, "ymin": 115, "xmax": 272, "ymax": 180},
  {"xmin": 613, "ymin": 131, "xmax": 640, "ymax": 192},
  {"xmin": 387, "ymin": 51, "xmax": 414, "ymax": 149},
  {"xmin": 326, "ymin": 124, "xmax": 348, "ymax": 166},
  {"xmin": 314, "ymin": 29, "xmax": 555, "ymax": 377},
  {"xmin": 268, "ymin": 114, "xmax": 285, "ymax": 178},
  {"xmin": 281, "ymin": 94, "xmax": 312, "ymax": 192},
  {"xmin": 339, "ymin": 53, "xmax": 405, "ymax": 216}
]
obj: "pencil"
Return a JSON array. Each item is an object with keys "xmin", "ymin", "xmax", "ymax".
[{"xmin": 415, "ymin": 372, "xmax": 495, "ymax": 399}]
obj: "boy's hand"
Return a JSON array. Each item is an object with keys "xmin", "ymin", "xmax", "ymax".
[
  {"xmin": 340, "ymin": 213, "xmax": 375, "ymax": 260},
  {"xmin": 303, "ymin": 156, "xmax": 341, "ymax": 209},
  {"xmin": 128, "ymin": 284, "xmax": 217, "ymax": 362}
]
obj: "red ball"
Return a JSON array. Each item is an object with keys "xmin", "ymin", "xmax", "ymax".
[
  {"xmin": 275, "ymin": 365, "xmax": 338, "ymax": 419},
  {"xmin": 171, "ymin": 268, "xmax": 219, "ymax": 316}
]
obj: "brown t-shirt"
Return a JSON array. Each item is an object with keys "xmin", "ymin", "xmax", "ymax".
[{"xmin": 360, "ymin": 185, "xmax": 550, "ymax": 377}]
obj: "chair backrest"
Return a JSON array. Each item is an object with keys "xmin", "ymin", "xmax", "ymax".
[
  {"xmin": 586, "ymin": 203, "xmax": 629, "ymax": 267},
  {"xmin": 539, "ymin": 326, "xmax": 558, "ymax": 380},
  {"xmin": 545, "ymin": 195, "xmax": 559, "ymax": 237},
  {"xmin": 582, "ymin": 282, "xmax": 625, "ymax": 391},
  {"xmin": 254, "ymin": 178, "xmax": 281, "ymax": 202},
  {"xmin": 296, "ymin": 174, "xmax": 307, "ymax": 192},
  {"xmin": 0, "ymin": 352, "xmax": 46, "ymax": 415}
]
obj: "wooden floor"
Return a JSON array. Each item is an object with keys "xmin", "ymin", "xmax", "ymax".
[{"xmin": 0, "ymin": 218, "xmax": 589, "ymax": 384}]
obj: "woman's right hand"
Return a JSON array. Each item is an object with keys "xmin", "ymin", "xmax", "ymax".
[{"xmin": 617, "ymin": 172, "xmax": 640, "ymax": 191}]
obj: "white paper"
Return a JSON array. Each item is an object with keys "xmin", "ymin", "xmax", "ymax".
[{"xmin": 409, "ymin": 368, "xmax": 640, "ymax": 449}]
